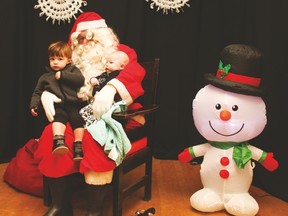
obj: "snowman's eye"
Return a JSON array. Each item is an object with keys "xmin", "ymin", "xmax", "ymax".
[
  {"xmin": 232, "ymin": 105, "xmax": 238, "ymax": 111},
  {"xmin": 215, "ymin": 103, "xmax": 221, "ymax": 110}
]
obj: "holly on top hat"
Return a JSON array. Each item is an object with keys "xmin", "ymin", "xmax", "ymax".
[{"xmin": 204, "ymin": 44, "xmax": 264, "ymax": 96}]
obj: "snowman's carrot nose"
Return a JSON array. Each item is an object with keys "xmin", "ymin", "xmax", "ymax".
[{"xmin": 220, "ymin": 110, "xmax": 231, "ymax": 121}]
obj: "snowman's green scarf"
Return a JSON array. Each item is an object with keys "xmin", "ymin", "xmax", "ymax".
[{"xmin": 208, "ymin": 141, "xmax": 252, "ymax": 169}]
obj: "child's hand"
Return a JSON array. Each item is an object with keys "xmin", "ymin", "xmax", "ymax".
[
  {"xmin": 55, "ymin": 71, "xmax": 61, "ymax": 80},
  {"xmin": 90, "ymin": 77, "xmax": 100, "ymax": 86},
  {"xmin": 31, "ymin": 107, "xmax": 38, "ymax": 117}
]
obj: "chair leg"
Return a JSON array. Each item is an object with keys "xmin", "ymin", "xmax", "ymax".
[
  {"xmin": 144, "ymin": 150, "xmax": 152, "ymax": 201},
  {"xmin": 113, "ymin": 166, "xmax": 123, "ymax": 216}
]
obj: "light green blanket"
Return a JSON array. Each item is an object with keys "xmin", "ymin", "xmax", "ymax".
[{"xmin": 86, "ymin": 100, "xmax": 131, "ymax": 166}]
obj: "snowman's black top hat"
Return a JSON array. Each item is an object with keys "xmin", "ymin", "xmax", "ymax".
[{"xmin": 204, "ymin": 44, "xmax": 264, "ymax": 96}]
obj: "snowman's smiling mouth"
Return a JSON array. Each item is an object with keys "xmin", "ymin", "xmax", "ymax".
[{"xmin": 209, "ymin": 121, "xmax": 244, "ymax": 136}]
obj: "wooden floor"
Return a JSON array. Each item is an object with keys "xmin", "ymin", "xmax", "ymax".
[{"xmin": 0, "ymin": 158, "xmax": 287, "ymax": 216}]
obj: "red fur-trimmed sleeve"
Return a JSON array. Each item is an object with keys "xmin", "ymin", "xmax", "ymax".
[{"xmin": 108, "ymin": 44, "xmax": 145, "ymax": 105}]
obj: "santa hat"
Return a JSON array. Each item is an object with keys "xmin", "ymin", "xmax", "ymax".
[
  {"xmin": 204, "ymin": 44, "xmax": 264, "ymax": 96},
  {"xmin": 68, "ymin": 12, "xmax": 107, "ymax": 44}
]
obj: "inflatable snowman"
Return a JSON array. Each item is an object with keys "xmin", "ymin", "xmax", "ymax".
[{"xmin": 178, "ymin": 44, "xmax": 279, "ymax": 216}]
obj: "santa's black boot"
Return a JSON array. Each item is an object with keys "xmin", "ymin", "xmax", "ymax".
[
  {"xmin": 85, "ymin": 184, "xmax": 110, "ymax": 216},
  {"xmin": 44, "ymin": 176, "xmax": 73, "ymax": 216}
]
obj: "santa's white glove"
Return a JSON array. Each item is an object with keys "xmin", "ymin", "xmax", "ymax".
[
  {"xmin": 41, "ymin": 90, "xmax": 62, "ymax": 122},
  {"xmin": 92, "ymin": 85, "xmax": 116, "ymax": 119}
]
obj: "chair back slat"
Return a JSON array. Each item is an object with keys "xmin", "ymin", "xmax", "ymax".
[{"xmin": 137, "ymin": 58, "xmax": 160, "ymax": 107}]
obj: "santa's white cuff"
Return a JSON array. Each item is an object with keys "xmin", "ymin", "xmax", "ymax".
[{"xmin": 108, "ymin": 79, "xmax": 133, "ymax": 106}]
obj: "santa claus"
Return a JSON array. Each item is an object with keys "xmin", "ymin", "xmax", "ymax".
[{"xmin": 36, "ymin": 12, "xmax": 146, "ymax": 216}]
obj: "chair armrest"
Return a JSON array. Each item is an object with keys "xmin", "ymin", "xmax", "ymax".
[{"xmin": 112, "ymin": 104, "xmax": 159, "ymax": 119}]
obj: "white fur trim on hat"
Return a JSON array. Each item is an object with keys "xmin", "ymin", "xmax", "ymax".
[{"xmin": 76, "ymin": 19, "xmax": 107, "ymax": 32}]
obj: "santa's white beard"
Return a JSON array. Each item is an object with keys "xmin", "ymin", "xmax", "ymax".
[
  {"xmin": 73, "ymin": 42, "xmax": 117, "ymax": 101},
  {"xmin": 73, "ymin": 43, "xmax": 106, "ymax": 79}
]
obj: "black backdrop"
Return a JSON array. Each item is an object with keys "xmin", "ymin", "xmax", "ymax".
[{"xmin": 1, "ymin": 0, "xmax": 287, "ymax": 201}]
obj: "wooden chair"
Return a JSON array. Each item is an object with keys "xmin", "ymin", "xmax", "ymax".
[
  {"xmin": 43, "ymin": 58, "xmax": 160, "ymax": 216},
  {"xmin": 111, "ymin": 58, "xmax": 160, "ymax": 216}
]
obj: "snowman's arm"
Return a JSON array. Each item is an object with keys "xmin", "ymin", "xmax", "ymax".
[
  {"xmin": 178, "ymin": 143, "xmax": 209, "ymax": 163},
  {"xmin": 248, "ymin": 145, "xmax": 279, "ymax": 171}
]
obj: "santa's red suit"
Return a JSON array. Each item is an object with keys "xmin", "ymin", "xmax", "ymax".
[
  {"xmin": 34, "ymin": 43, "xmax": 146, "ymax": 178},
  {"xmin": 4, "ymin": 12, "xmax": 146, "ymax": 215}
]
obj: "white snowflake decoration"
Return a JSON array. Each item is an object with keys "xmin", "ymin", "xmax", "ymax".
[
  {"xmin": 34, "ymin": 0, "xmax": 87, "ymax": 25},
  {"xmin": 146, "ymin": 0, "xmax": 190, "ymax": 14}
]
